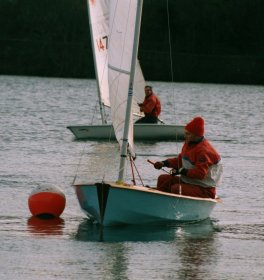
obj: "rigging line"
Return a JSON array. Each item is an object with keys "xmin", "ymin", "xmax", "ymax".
[
  {"xmin": 131, "ymin": 157, "xmax": 145, "ymax": 187},
  {"xmin": 72, "ymin": 141, "xmax": 88, "ymax": 185},
  {"xmin": 147, "ymin": 159, "xmax": 170, "ymax": 174},
  {"xmin": 129, "ymin": 155, "xmax": 136, "ymax": 185},
  {"xmin": 166, "ymin": 0, "xmax": 178, "ymax": 120},
  {"xmin": 175, "ymin": 131, "xmax": 180, "ymax": 154},
  {"xmin": 166, "ymin": 0, "xmax": 174, "ymax": 83},
  {"xmin": 91, "ymin": 96, "xmax": 98, "ymax": 124},
  {"xmin": 166, "ymin": 0, "xmax": 181, "ymax": 169}
]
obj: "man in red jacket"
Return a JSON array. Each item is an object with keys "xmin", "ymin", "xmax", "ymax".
[
  {"xmin": 153, "ymin": 116, "xmax": 223, "ymax": 198},
  {"xmin": 135, "ymin": 85, "xmax": 161, "ymax": 123}
]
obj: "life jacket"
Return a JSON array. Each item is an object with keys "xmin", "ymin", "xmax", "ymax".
[
  {"xmin": 166, "ymin": 138, "xmax": 223, "ymax": 188},
  {"xmin": 180, "ymin": 139, "xmax": 223, "ymax": 188}
]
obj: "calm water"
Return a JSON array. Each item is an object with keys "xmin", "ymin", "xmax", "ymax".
[{"xmin": 0, "ymin": 75, "xmax": 263, "ymax": 280}]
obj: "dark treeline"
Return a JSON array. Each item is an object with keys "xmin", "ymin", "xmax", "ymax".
[{"xmin": 0, "ymin": 0, "xmax": 264, "ymax": 84}]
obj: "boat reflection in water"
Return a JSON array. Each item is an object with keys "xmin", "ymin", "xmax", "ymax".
[
  {"xmin": 74, "ymin": 218, "xmax": 219, "ymax": 279},
  {"xmin": 74, "ymin": 218, "xmax": 218, "ymax": 243},
  {"xmin": 27, "ymin": 216, "xmax": 65, "ymax": 236}
]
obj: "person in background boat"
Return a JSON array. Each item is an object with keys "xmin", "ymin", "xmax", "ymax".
[
  {"xmin": 153, "ymin": 116, "xmax": 223, "ymax": 199},
  {"xmin": 135, "ymin": 85, "xmax": 161, "ymax": 123}
]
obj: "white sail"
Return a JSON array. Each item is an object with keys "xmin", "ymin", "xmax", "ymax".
[
  {"xmin": 88, "ymin": 0, "xmax": 110, "ymax": 109},
  {"xmin": 133, "ymin": 60, "xmax": 145, "ymax": 114},
  {"xmin": 88, "ymin": 0, "xmax": 144, "ymax": 118},
  {"xmin": 108, "ymin": 0, "xmax": 141, "ymax": 151}
]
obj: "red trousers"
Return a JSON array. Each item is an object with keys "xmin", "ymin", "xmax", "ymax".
[{"xmin": 157, "ymin": 174, "xmax": 216, "ymax": 199}]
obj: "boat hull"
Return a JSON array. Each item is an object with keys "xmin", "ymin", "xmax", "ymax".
[
  {"xmin": 74, "ymin": 182, "xmax": 218, "ymax": 226},
  {"xmin": 67, "ymin": 124, "xmax": 184, "ymax": 141}
]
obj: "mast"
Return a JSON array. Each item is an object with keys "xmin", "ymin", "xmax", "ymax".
[{"xmin": 118, "ymin": 0, "xmax": 143, "ymax": 182}]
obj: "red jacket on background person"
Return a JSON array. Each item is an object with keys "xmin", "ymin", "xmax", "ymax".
[
  {"xmin": 135, "ymin": 85, "xmax": 161, "ymax": 124},
  {"xmin": 140, "ymin": 92, "xmax": 161, "ymax": 118}
]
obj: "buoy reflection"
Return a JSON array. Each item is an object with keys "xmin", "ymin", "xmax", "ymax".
[{"xmin": 27, "ymin": 216, "xmax": 65, "ymax": 236}]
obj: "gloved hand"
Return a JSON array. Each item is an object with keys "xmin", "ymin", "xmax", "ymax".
[
  {"xmin": 154, "ymin": 161, "xmax": 164, "ymax": 169},
  {"xmin": 179, "ymin": 168, "xmax": 188, "ymax": 176},
  {"xmin": 170, "ymin": 168, "xmax": 187, "ymax": 176},
  {"xmin": 170, "ymin": 168, "xmax": 179, "ymax": 176}
]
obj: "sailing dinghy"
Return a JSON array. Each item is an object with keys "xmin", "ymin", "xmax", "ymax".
[
  {"xmin": 67, "ymin": 0, "xmax": 184, "ymax": 141},
  {"xmin": 73, "ymin": 0, "xmax": 219, "ymax": 226}
]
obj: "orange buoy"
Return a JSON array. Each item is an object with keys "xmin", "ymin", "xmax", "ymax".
[{"xmin": 28, "ymin": 184, "xmax": 66, "ymax": 218}]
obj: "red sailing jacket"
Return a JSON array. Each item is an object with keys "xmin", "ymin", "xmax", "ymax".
[
  {"xmin": 165, "ymin": 138, "xmax": 223, "ymax": 187},
  {"xmin": 141, "ymin": 93, "xmax": 161, "ymax": 117}
]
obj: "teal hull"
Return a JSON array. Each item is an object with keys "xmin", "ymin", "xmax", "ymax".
[{"xmin": 74, "ymin": 182, "xmax": 218, "ymax": 226}]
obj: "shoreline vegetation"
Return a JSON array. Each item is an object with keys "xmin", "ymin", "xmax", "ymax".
[{"xmin": 0, "ymin": 0, "xmax": 263, "ymax": 85}]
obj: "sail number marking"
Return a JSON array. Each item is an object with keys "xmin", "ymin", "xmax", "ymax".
[{"xmin": 96, "ymin": 35, "xmax": 108, "ymax": 51}]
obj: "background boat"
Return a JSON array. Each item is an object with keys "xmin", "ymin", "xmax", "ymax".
[
  {"xmin": 67, "ymin": 0, "xmax": 184, "ymax": 141},
  {"xmin": 67, "ymin": 123, "xmax": 184, "ymax": 141}
]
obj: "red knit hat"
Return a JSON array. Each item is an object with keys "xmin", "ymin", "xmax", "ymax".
[{"xmin": 185, "ymin": 117, "xmax": 204, "ymax": 136}]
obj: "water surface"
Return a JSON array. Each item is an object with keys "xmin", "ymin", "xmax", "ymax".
[{"xmin": 0, "ymin": 76, "xmax": 263, "ymax": 279}]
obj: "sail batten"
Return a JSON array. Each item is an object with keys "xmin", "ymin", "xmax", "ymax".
[{"xmin": 108, "ymin": 64, "xmax": 131, "ymax": 75}]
